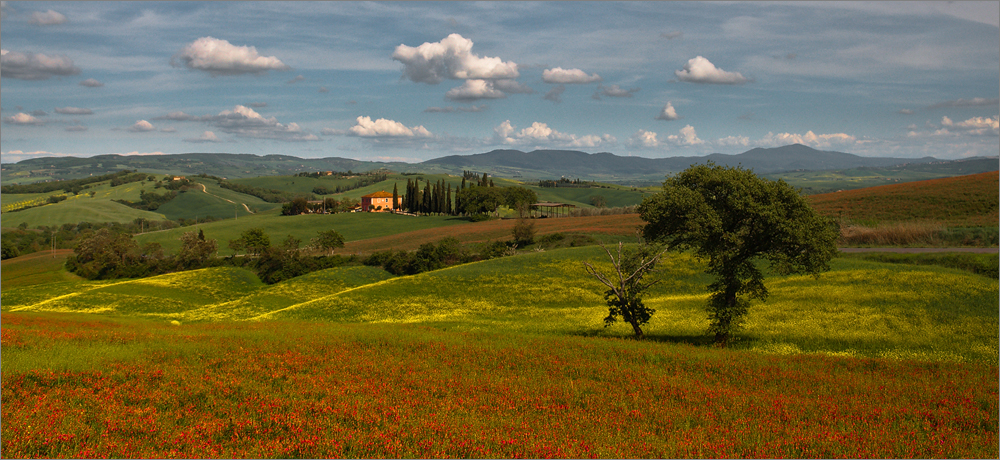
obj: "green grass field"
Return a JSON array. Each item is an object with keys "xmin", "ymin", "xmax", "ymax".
[
  {"xmin": 133, "ymin": 210, "xmax": 471, "ymax": 255},
  {"xmin": 4, "ymin": 246, "xmax": 996, "ymax": 363}
]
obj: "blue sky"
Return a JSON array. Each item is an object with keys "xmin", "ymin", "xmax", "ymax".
[{"xmin": 2, "ymin": 1, "xmax": 998, "ymax": 164}]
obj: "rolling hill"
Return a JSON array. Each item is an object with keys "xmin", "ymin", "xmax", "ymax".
[{"xmin": 6, "ymin": 144, "xmax": 993, "ymax": 186}]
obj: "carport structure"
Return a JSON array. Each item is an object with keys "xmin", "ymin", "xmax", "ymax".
[{"xmin": 529, "ymin": 202, "xmax": 576, "ymax": 218}]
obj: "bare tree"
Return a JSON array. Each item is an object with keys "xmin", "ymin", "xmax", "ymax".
[{"xmin": 583, "ymin": 242, "xmax": 668, "ymax": 339}]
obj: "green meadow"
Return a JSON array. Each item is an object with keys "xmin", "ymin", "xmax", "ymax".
[
  {"xmin": 133, "ymin": 210, "xmax": 469, "ymax": 255},
  {"xmin": 4, "ymin": 246, "xmax": 996, "ymax": 364}
]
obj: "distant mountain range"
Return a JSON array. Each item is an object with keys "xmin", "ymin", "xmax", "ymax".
[{"xmin": 2, "ymin": 144, "xmax": 994, "ymax": 184}]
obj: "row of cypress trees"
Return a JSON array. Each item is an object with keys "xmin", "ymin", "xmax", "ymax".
[{"xmin": 398, "ymin": 176, "xmax": 495, "ymax": 215}]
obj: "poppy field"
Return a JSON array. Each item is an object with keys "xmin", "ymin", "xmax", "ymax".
[{"xmin": 2, "ymin": 314, "xmax": 997, "ymax": 459}]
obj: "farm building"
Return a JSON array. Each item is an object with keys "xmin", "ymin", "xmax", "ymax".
[{"xmin": 361, "ymin": 191, "xmax": 402, "ymax": 212}]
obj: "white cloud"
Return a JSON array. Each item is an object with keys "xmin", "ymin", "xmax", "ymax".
[
  {"xmin": 940, "ymin": 116, "xmax": 999, "ymax": 135},
  {"xmin": 628, "ymin": 129, "xmax": 660, "ymax": 148},
  {"xmin": 54, "ymin": 107, "xmax": 93, "ymax": 115},
  {"xmin": 287, "ymin": 75, "xmax": 305, "ymax": 84},
  {"xmin": 757, "ymin": 131, "xmax": 857, "ymax": 149},
  {"xmin": 184, "ymin": 131, "xmax": 222, "ymax": 143},
  {"xmin": 667, "ymin": 125, "xmax": 704, "ymax": 145},
  {"xmin": 392, "ymin": 33, "xmax": 519, "ymax": 84},
  {"xmin": 128, "ymin": 120, "xmax": 156, "ymax": 132},
  {"xmin": 347, "ymin": 116, "xmax": 432, "ymax": 138},
  {"xmin": 674, "ymin": 56, "xmax": 748, "ymax": 85},
  {"xmin": 171, "ymin": 37, "xmax": 290, "ymax": 76},
  {"xmin": 79, "ymin": 78, "xmax": 104, "ymax": 87},
  {"xmin": 65, "ymin": 124, "xmax": 88, "ymax": 132},
  {"xmin": 898, "ymin": 109, "xmax": 915, "ymax": 115},
  {"xmin": 542, "ymin": 67, "xmax": 602, "ymax": 84},
  {"xmin": 0, "ymin": 49, "xmax": 81, "ymax": 80},
  {"xmin": 445, "ymin": 79, "xmax": 507, "ymax": 101},
  {"xmin": 655, "ymin": 102, "xmax": 680, "ymax": 121},
  {"xmin": 159, "ymin": 128, "xmax": 177, "ymax": 133},
  {"xmin": 493, "ymin": 120, "xmax": 614, "ymax": 148},
  {"xmin": 715, "ymin": 135, "xmax": 750, "ymax": 147},
  {"xmin": 29, "ymin": 9, "xmax": 67, "ymax": 25},
  {"xmin": 209, "ymin": 105, "xmax": 319, "ymax": 141},
  {"xmin": 3, "ymin": 113, "xmax": 45, "ymax": 125}
]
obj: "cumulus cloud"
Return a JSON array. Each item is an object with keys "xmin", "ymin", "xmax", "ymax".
[
  {"xmin": 542, "ymin": 67, "xmax": 601, "ymax": 84},
  {"xmin": 4, "ymin": 113, "xmax": 45, "ymax": 125},
  {"xmin": 30, "ymin": 9, "xmax": 67, "ymax": 25},
  {"xmin": 898, "ymin": 109, "xmax": 915, "ymax": 115},
  {"xmin": 286, "ymin": 75, "xmax": 305, "ymax": 84},
  {"xmin": 1, "ymin": 49, "xmax": 81, "ymax": 80},
  {"xmin": 79, "ymin": 78, "xmax": 104, "ymax": 87},
  {"xmin": 153, "ymin": 106, "xmax": 318, "ymax": 141},
  {"xmin": 65, "ymin": 124, "xmax": 88, "ymax": 132},
  {"xmin": 940, "ymin": 116, "xmax": 999, "ymax": 135},
  {"xmin": 54, "ymin": 107, "xmax": 93, "ymax": 115},
  {"xmin": 128, "ymin": 120, "xmax": 156, "ymax": 132},
  {"xmin": 655, "ymin": 102, "xmax": 680, "ymax": 121},
  {"xmin": 172, "ymin": 37, "xmax": 290, "ymax": 76},
  {"xmin": 424, "ymin": 105, "xmax": 487, "ymax": 113},
  {"xmin": 493, "ymin": 120, "xmax": 615, "ymax": 148},
  {"xmin": 318, "ymin": 86, "xmax": 329, "ymax": 93},
  {"xmin": 248, "ymin": 102, "xmax": 268, "ymax": 108},
  {"xmin": 392, "ymin": 33, "xmax": 519, "ymax": 84},
  {"xmin": 667, "ymin": 125, "xmax": 704, "ymax": 145},
  {"xmin": 758, "ymin": 131, "xmax": 857, "ymax": 148},
  {"xmin": 184, "ymin": 131, "xmax": 222, "ymax": 143},
  {"xmin": 210, "ymin": 105, "xmax": 318, "ymax": 141},
  {"xmin": 347, "ymin": 116, "xmax": 432, "ymax": 138},
  {"xmin": 445, "ymin": 79, "xmax": 506, "ymax": 101},
  {"xmin": 628, "ymin": 130, "xmax": 660, "ymax": 148},
  {"xmin": 543, "ymin": 85, "xmax": 565, "ymax": 103},
  {"xmin": 594, "ymin": 84, "xmax": 639, "ymax": 99},
  {"xmin": 660, "ymin": 31, "xmax": 683, "ymax": 39},
  {"xmin": 674, "ymin": 56, "xmax": 748, "ymax": 85}
]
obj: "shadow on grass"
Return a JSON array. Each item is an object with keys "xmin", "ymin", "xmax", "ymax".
[{"xmin": 567, "ymin": 329, "xmax": 716, "ymax": 347}]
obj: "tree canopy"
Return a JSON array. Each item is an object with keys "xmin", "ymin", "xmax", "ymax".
[{"xmin": 637, "ymin": 163, "xmax": 838, "ymax": 346}]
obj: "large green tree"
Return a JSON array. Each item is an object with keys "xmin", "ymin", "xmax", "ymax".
[{"xmin": 637, "ymin": 163, "xmax": 838, "ymax": 346}]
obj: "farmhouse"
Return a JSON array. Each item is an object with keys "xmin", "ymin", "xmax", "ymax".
[{"xmin": 361, "ymin": 191, "xmax": 401, "ymax": 212}]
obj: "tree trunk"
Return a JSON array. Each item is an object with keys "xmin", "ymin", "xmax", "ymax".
[{"xmin": 629, "ymin": 320, "xmax": 644, "ymax": 339}]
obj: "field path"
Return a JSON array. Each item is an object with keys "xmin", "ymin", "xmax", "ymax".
[
  {"xmin": 198, "ymin": 182, "xmax": 254, "ymax": 214},
  {"xmin": 839, "ymin": 247, "xmax": 998, "ymax": 253}
]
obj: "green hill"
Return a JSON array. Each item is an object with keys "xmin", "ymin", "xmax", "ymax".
[
  {"xmin": 4, "ymin": 246, "xmax": 996, "ymax": 363},
  {"xmin": 133, "ymin": 210, "xmax": 469, "ymax": 255}
]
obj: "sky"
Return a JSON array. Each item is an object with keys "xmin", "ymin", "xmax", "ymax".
[{"xmin": 1, "ymin": 1, "xmax": 998, "ymax": 164}]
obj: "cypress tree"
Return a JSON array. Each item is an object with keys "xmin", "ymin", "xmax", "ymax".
[
  {"xmin": 481, "ymin": 172, "xmax": 488, "ymax": 187},
  {"xmin": 392, "ymin": 183, "xmax": 399, "ymax": 211},
  {"xmin": 446, "ymin": 183, "xmax": 452, "ymax": 215},
  {"xmin": 423, "ymin": 180, "xmax": 432, "ymax": 214}
]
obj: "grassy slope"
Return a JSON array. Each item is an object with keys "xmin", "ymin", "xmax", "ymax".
[
  {"xmin": 5, "ymin": 246, "xmax": 996, "ymax": 363},
  {"xmin": 342, "ymin": 214, "xmax": 646, "ymax": 254},
  {"xmin": 133, "ymin": 210, "xmax": 471, "ymax": 255},
  {"xmin": 806, "ymin": 171, "xmax": 998, "ymax": 227},
  {"xmin": 0, "ymin": 249, "xmax": 80, "ymax": 287},
  {"xmin": 1, "ymin": 199, "xmax": 168, "ymax": 228}
]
